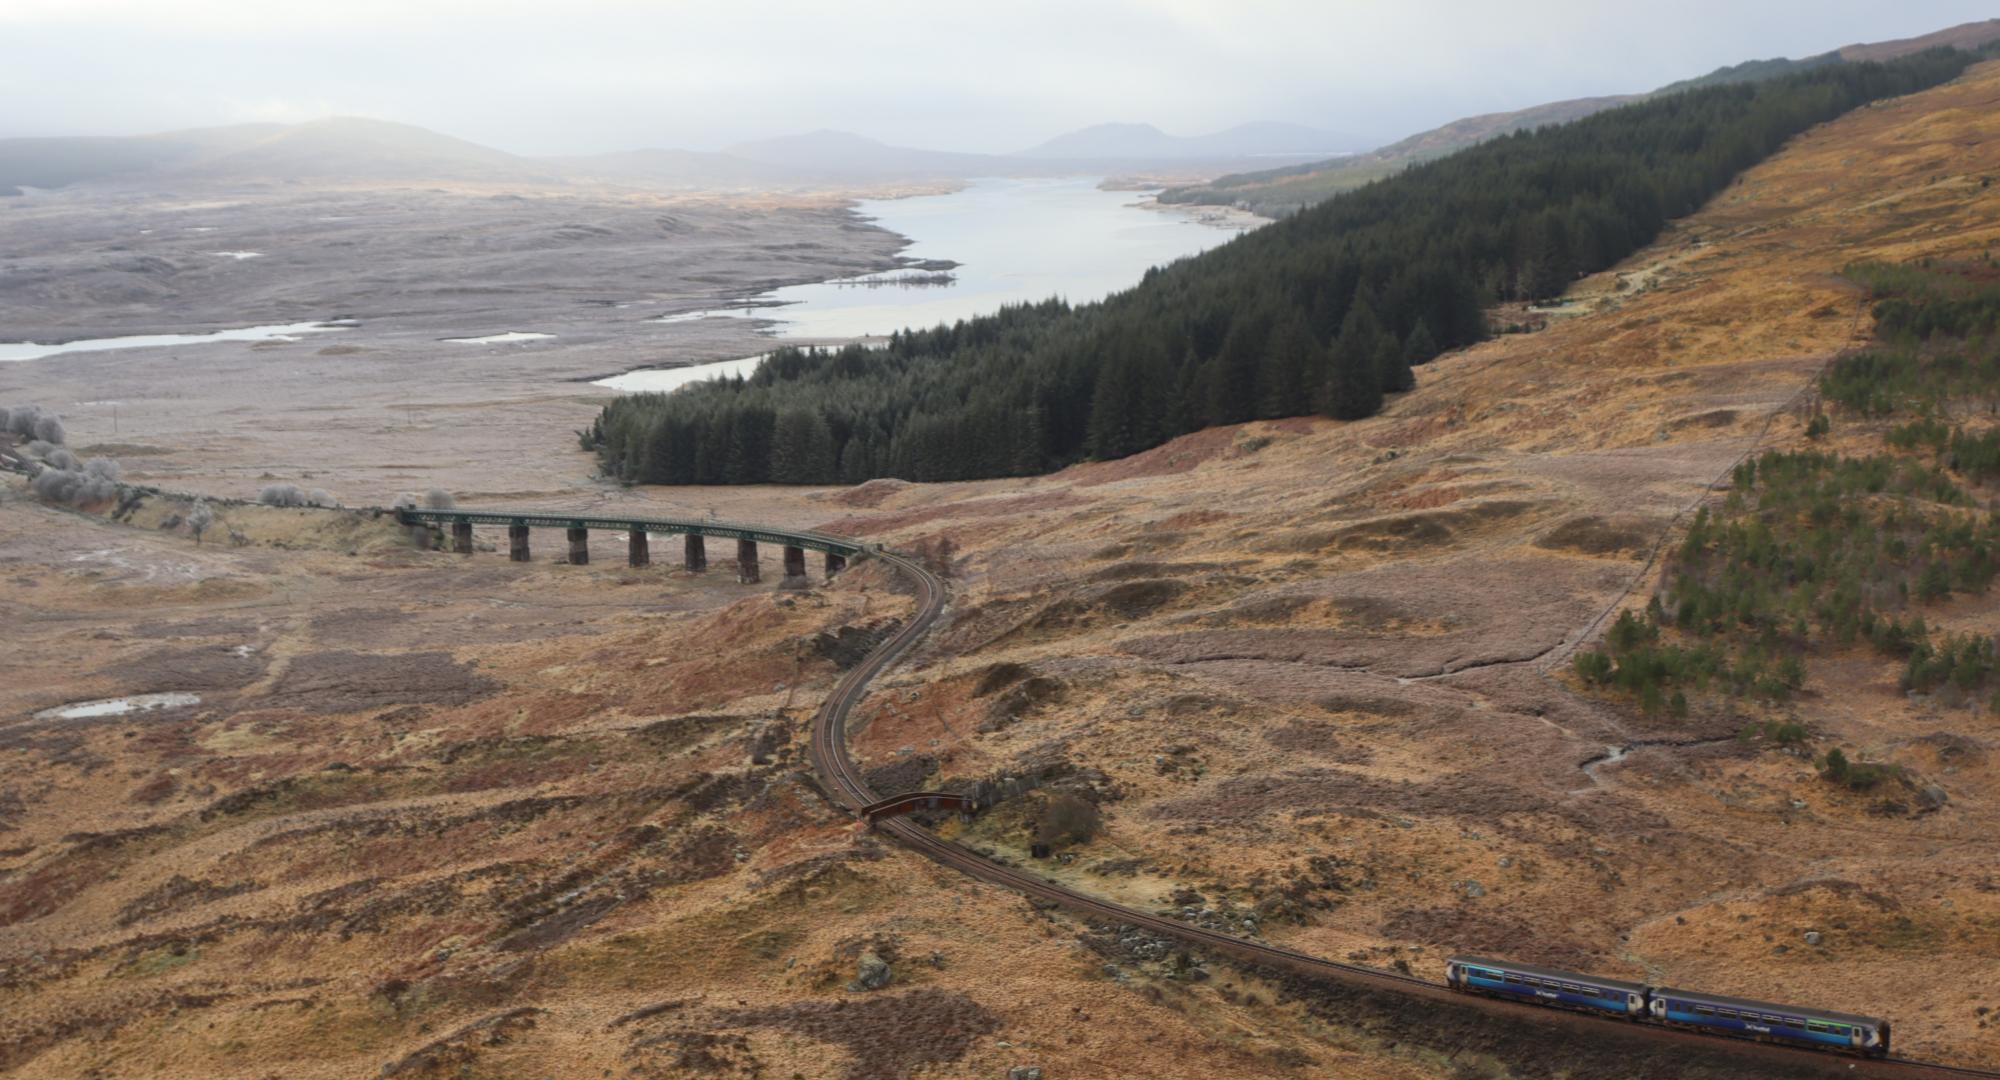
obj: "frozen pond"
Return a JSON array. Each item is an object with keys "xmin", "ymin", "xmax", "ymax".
[
  {"xmin": 602, "ymin": 176, "xmax": 1242, "ymax": 392},
  {"xmin": 596, "ymin": 341, "xmax": 893, "ymax": 394},
  {"xmin": 35, "ymin": 692, "xmax": 202, "ymax": 721},
  {"xmin": 595, "ymin": 353, "xmax": 768, "ymax": 393},
  {"xmin": 443, "ymin": 331, "xmax": 555, "ymax": 345},
  {"xmin": 0, "ymin": 321, "xmax": 352, "ymax": 362}
]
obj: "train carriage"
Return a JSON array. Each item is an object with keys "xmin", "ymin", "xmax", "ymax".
[
  {"xmin": 1649, "ymin": 987, "xmax": 1889, "ymax": 1058},
  {"xmin": 1446, "ymin": 956, "xmax": 1647, "ymax": 1019}
]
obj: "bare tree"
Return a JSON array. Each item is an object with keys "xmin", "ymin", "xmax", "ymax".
[
  {"xmin": 1036, "ymin": 793, "xmax": 1101, "ymax": 848},
  {"xmin": 910, "ymin": 534, "xmax": 959, "ymax": 578},
  {"xmin": 187, "ymin": 500, "xmax": 214, "ymax": 544},
  {"xmin": 25, "ymin": 445, "xmax": 123, "ymax": 507},
  {"xmin": 257, "ymin": 484, "xmax": 337, "ymax": 508},
  {"xmin": 4, "ymin": 404, "xmax": 52, "ymax": 438},
  {"xmin": 259, "ymin": 484, "xmax": 307, "ymax": 507}
]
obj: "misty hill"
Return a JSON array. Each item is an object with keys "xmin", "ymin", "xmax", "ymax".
[
  {"xmin": 0, "ymin": 117, "xmax": 564, "ymax": 192},
  {"xmin": 1163, "ymin": 18, "xmax": 2000, "ymax": 217},
  {"xmin": 1661, "ymin": 17, "xmax": 2000, "ymax": 93},
  {"xmin": 720, "ymin": 125, "xmax": 1355, "ymax": 179},
  {"xmin": 1158, "ymin": 94, "xmax": 1639, "ymax": 216},
  {"xmin": 554, "ymin": 147, "xmax": 815, "ymax": 190},
  {"xmin": 0, "ymin": 115, "xmax": 1331, "ymax": 197},
  {"xmin": 169, "ymin": 117, "xmax": 546, "ymax": 183},
  {"xmin": 1366, "ymin": 95, "xmax": 1635, "ymax": 161},
  {"xmin": 0, "ymin": 124, "xmax": 280, "ymax": 193},
  {"xmin": 720, "ymin": 129, "xmax": 1021, "ymax": 178},
  {"xmin": 1839, "ymin": 17, "xmax": 2000, "ymax": 62},
  {"xmin": 1015, "ymin": 121, "xmax": 1357, "ymax": 160},
  {"xmin": 1654, "ymin": 55, "xmax": 1842, "ymax": 95}
]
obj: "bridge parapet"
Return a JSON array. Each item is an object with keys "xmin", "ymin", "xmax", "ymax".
[
  {"xmin": 393, "ymin": 508, "xmax": 866, "ymax": 557},
  {"xmin": 859, "ymin": 791, "xmax": 978, "ymax": 826}
]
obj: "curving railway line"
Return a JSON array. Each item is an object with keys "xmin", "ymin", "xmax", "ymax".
[{"xmin": 796, "ymin": 543, "xmax": 2000, "ymax": 1079}]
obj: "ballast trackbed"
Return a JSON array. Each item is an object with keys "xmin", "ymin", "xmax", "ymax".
[{"xmin": 792, "ymin": 541, "xmax": 1999, "ymax": 1079}]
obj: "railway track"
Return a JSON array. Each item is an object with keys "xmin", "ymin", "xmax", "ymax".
[{"xmin": 793, "ymin": 546, "xmax": 1997, "ymax": 1078}]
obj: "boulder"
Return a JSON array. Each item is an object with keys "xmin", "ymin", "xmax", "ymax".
[{"xmin": 847, "ymin": 951, "xmax": 892, "ymax": 992}]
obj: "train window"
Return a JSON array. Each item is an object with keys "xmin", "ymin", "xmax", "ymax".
[
  {"xmin": 1695, "ymin": 1006, "xmax": 1715, "ymax": 1016},
  {"xmin": 1806, "ymin": 1021, "xmax": 1829, "ymax": 1033},
  {"xmin": 1562, "ymin": 983, "xmax": 1581, "ymax": 993},
  {"xmin": 1505, "ymin": 975, "xmax": 1522, "ymax": 984}
]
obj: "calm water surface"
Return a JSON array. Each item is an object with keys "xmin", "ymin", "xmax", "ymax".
[{"xmin": 598, "ymin": 177, "xmax": 1244, "ymax": 392}]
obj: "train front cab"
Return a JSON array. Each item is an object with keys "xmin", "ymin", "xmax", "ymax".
[
  {"xmin": 1648, "ymin": 989, "xmax": 1888, "ymax": 1058},
  {"xmin": 1445, "ymin": 956, "xmax": 1645, "ymax": 1019}
]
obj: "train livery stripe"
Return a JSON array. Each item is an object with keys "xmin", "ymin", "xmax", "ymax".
[
  {"xmin": 1660, "ymin": 999, "xmax": 1857, "ymax": 1050},
  {"xmin": 1461, "ymin": 967, "xmax": 1633, "ymax": 1015}
]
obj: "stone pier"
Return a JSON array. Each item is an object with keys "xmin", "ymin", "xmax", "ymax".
[
  {"xmin": 783, "ymin": 545, "xmax": 807, "ymax": 582},
  {"xmin": 628, "ymin": 530, "xmax": 649, "ymax": 568},
  {"xmin": 452, "ymin": 522, "xmax": 474, "ymax": 555},
  {"xmin": 509, "ymin": 524, "xmax": 530, "ymax": 562},
  {"xmin": 737, "ymin": 539, "xmax": 760, "ymax": 583},
  {"xmin": 825, "ymin": 551, "xmax": 847, "ymax": 579},
  {"xmin": 567, "ymin": 527, "xmax": 589, "ymax": 565},
  {"xmin": 684, "ymin": 533, "xmax": 707, "ymax": 572}
]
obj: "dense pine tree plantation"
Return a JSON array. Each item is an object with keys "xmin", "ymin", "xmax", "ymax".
[{"xmin": 587, "ymin": 50, "xmax": 1975, "ymax": 486}]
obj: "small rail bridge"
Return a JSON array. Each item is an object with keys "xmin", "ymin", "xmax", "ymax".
[
  {"xmin": 394, "ymin": 508, "xmax": 866, "ymax": 584},
  {"xmin": 858, "ymin": 791, "xmax": 978, "ymax": 826}
]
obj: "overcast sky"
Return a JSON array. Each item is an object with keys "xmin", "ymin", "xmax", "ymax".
[{"xmin": 0, "ymin": 1, "xmax": 1992, "ymax": 155}]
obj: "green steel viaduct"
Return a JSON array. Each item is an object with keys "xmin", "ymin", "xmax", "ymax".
[{"xmin": 395, "ymin": 507, "xmax": 858, "ymax": 582}]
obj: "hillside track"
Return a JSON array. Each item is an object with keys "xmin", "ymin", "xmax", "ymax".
[{"xmin": 799, "ymin": 547, "xmax": 1996, "ymax": 1079}]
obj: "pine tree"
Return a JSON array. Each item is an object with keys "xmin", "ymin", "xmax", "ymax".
[
  {"xmin": 1326, "ymin": 297, "xmax": 1392, "ymax": 417},
  {"xmin": 1259, "ymin": 316, "xmax": 1315, "ymax": 418},
  {"xmin": 1403, "ymin": 320, "xmax": 1440, "ymax": 366},
  {"xmin": 1087, "ymin": 351, "xmax": 1139, "ymax": 459},
  {"xmin": 770, "ymin": 409, "xmax": 834, "ymax": 484},
  {"xmin": 1376, "ymin": 336, "xmax": 1414, "ymax": 395},
  {"xmin": 1324, "ymin": 336, "xmax": 1382, "ymax": 421},
  {"xmin": 1208, "ymin": 319, "xmax": 1262, "ymax": 426}
]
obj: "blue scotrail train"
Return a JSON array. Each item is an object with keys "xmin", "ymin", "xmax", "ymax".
[{"xmin": 1446, "ymin": 956, "xmax": 1890, "ymax": 1058}]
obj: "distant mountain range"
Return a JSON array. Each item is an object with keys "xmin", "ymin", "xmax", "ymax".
[
  {"xmin": 5, "ymin": 17, "xmax": 1996, "ymax": 201},
  {"xmin": 0, "ymin": 117, "xmax": 566, "ymax": 192},
  {"xmin": 0, "ymin": 117, "xmax": 1353, "ymax": 196},
  {"xmin": 716, "ymin": 129, "xmax": 1020, "ymax": 178},
  {"xmin": 1014, "ymin": 121, "xmax": 1359, "ymax": 160},
  {"xmin": 1160, "ymin": 17, "xmax": 2000, "ymax": 216}
]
